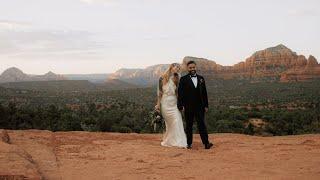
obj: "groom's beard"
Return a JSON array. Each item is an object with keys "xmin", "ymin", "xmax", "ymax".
[{"xmin": 189, "ymin": 70, "xmax": 196, "ymax": 75}]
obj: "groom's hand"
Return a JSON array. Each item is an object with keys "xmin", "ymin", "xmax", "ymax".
[
  {"xmin": 179, "ymin": 106, "xmax": 184, "ymax": 112},
  {"xmin": 205, "ymin": 107, "xmax": 208, "ymax": 113}
]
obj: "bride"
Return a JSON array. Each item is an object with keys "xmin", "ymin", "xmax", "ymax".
[{"xmin": 155, "ymin": 63, "xmax": 187, "ymax": 148}]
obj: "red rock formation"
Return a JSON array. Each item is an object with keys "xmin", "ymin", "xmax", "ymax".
[
  {"xmin": 182, "ymin": 44, "xmax": 320, "ymax": 82},
  {"xmin": 280, "ymin": 55, "xmax": 320, "ymax": 82},
  {"xmin": 107, "ymin": 44, "xmax": 319, "ymax": 85},
  {"xmin": 181, "ymin": 56, "xmax": 223, "ymax": 73}
]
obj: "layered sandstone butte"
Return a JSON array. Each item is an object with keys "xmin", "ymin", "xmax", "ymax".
[
  {"xmin": 1, "ymin": 129, "xmax": 320, "ymax": 179},
  {"xmin": 108, "ymin": 44, "xmax": 320, "ymax": 85},
  {"xmin": 183, "ymin": 44, "xmax": 320, "ymax": 81},
  {"xmin": 230, "ymin": 44, "xmax": 320, "ymax": 81},
  {"xmin": 181, "ymin": 56, "xmax": 225, "ymax": 74},
  {"xmin": 280, "ymin": 55, "xmax": 320, "ymax": 82}
]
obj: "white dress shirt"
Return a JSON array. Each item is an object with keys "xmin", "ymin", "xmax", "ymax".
[{"xmin": 190, "ymin": 74, "xmax": 198, "ymax": 88}]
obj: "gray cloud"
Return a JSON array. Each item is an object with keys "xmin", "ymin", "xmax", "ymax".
[
  {"xmin": 0, "ymin": 20, "xmax": 32, "ymax": 30},
  {"xmin": 288, "ymin": 9, "xmax": 319, "ymax": 17},
  {"xmin": 0, "ymin": 20, "xmax": 108, "ymax": 60},
  {"xmin": 79, "ymin": 0, "xmax": 120, "ymax": 6}
]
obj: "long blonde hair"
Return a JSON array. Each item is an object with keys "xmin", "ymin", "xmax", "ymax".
[
  {"xmin": 156, "ymin": 63, "xmax": 181, "ymax": 106},
  {"xmin": 161, "ymin": 63, "xmax": 181, "ymax": 87}
]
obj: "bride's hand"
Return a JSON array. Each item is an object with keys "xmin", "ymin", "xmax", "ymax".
[{"xmin": 155, "ymin": 104, "xmax": 160, "ymax": 112}]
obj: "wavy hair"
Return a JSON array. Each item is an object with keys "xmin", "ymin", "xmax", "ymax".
[{"xmin": 161, "ymin": 63, "xmax": 181, "ymax": 87}]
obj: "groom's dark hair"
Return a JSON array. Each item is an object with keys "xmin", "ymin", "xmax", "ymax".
[{"xmin": 187, "ymin": 61, "xmax": 196, "ymax": 66}]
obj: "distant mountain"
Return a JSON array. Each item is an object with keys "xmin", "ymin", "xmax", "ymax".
[
  {"xmin": 107, "ymin": 44, "xmax": 320, "ymax": 85},
  {"xmin": 279, "ymin": 55, "xmax": 320, "ymax": 82},
  {"xmin": 0, "ymin": 67, "xmax": 140, "ymax": 91},
  {"xmin": 108, "ymin": 64, "xmax": 170, "ymax": 86},
  {"xmin": 1, "ymin": 44, "xmax": 319, "ymax": 86},
  {"xmin": 64, "ymin": 74, "xmax": 110, "ymax": 83},
  {"xmin": 0, "ymin": 67, "xmax": 30, "ymax": 82},
  {"xmin": 0, "ymin": 67, "xmax": 111, "ymax": 84},
  {"xmin": 181, "ymin": 56, "xmax": 224, "ymax": 74},
  {"xmin": 0, "ymin": 67, "xmax": 66, "ymax": 83},
  {"xmin": 223, "ymin": 44, "xmax": 320, "ymax": 81}
]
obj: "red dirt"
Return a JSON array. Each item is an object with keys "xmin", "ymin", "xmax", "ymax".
[{"xmin": 1, "ymin": 129, "xmax": 320, "ymax": 180}]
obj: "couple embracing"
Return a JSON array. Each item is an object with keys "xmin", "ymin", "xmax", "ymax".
[{"xmin": 155, "ymin": 61, "xmax": 214, "ymax": 150}]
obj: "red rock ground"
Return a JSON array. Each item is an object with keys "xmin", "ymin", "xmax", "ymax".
[{"xmin": 0, "ymin": 129, "xmax": 320, "ymax": 180}]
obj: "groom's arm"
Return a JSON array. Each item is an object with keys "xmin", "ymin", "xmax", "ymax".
[{"xmin": 177, "ymin": 77, "xmax": 184, "ymax": 110}]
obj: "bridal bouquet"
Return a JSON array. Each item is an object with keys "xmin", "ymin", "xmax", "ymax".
[{"xmin": 150, "ymin": 109, "xmax": 164, "ymax": 132}]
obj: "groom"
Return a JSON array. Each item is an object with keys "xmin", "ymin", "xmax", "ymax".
[{"xmin": 177, "ymin": 61, "xmax": 213, "ymax": 149}]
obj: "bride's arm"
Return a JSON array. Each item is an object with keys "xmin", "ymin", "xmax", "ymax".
[{"xmin": 155, "ymin": 77, "xmax": 163, "ymax": 111}]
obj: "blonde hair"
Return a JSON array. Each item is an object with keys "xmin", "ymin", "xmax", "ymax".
[
  {"xmin": 161, "ymin": 63, "xmax": 180, "ymax": 87},
  {"xmin": 157, "ymin": 63, "xmax": 180, "ymax": 104}
]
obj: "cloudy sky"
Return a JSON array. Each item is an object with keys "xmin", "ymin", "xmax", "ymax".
[{"xmin": 0, "ymin": 0, "xmax": 319, "ymax": 74}]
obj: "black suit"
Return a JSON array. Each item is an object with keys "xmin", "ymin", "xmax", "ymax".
[{"xmin": 177, "ymin": 74, "xmax": 209, "ymax": 146}]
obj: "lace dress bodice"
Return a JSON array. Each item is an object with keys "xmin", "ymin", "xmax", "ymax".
[{"xmin": 162, "ymin": 77, "xmax": 177, "ymax": 97}]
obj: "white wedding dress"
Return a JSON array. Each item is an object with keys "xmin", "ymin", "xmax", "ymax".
[{"xmin": 160, "ymin": 76, "xmax": 187, "ymax": 148}]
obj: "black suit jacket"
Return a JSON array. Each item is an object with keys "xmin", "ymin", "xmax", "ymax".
[{"xmin": 177, "ymin": 74, "xmax": 209, "ymax": 111}]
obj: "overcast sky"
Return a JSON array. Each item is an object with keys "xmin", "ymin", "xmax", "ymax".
[{"xmin": 0, "ymin": 0, "xmax": 319, "ymax": 74}]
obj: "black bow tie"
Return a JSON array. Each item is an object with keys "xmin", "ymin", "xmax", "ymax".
[{"xmin": 190, "ymin": 74, "xmax": 197, "ymax": 78}]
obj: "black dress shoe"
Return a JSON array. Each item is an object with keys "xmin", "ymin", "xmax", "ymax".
[
  {"xmin": 205, "ymin": 142, "xmax": 213, "ymax": 149},
  {"xmin": 187, "ymin": 144, "xmax": 192, "ymax": 149}
]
